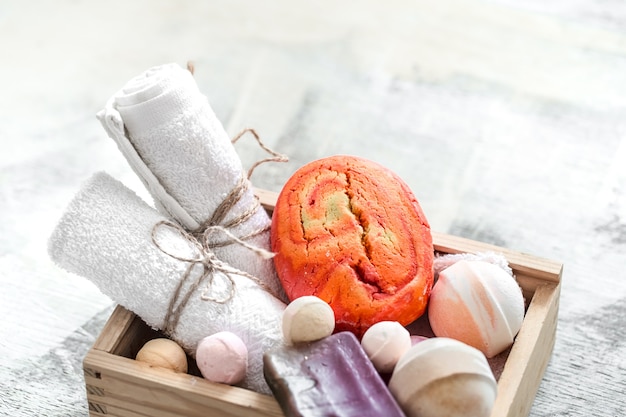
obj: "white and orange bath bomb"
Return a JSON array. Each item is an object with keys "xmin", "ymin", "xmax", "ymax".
[{"xmin": 428, "ymin": 260, "xmax": 525, "ymax": 358}]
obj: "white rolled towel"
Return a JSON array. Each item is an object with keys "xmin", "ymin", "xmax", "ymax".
[
  {"xmin": 96, "ymin": 63, "xmax": 285, "ymax": 300},
  {"xmin": 48, "ymin": 172, "xmax": 286, "ymax": 394}
]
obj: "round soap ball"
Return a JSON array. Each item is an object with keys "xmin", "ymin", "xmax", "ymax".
[
  {"xmin": 283, "ymin": 296, "xmax": 335, "ymax": 344},
  {"xmin": 428, "ymin": 260, "xmax": 525, "ymax": 358},
  {"xmin": 135, "ymin": 338, "xmax": 188, "ymax": 373},
  {"xmin": 196, "ymin": 332, "xmax": 248, "ymax": 385},
  {"xmin": 389, "ymin": 337, "xmax": 497, "ymax": 417},
  {"xmin": 361, "ymin": 321, "xmax": 411, "ymax": 373},
  {"xmin": 271, "ymin": 155, "xmax": 434, "ymax": 337}
]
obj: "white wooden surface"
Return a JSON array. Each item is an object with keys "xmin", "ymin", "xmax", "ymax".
[{"xmin": 1, "ymin": 1, "xmax": 625, "ymax": 416}]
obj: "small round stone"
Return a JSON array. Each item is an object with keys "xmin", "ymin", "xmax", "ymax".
[
  {"xmin": 389, "ymin": 337, "xmax": 497, "ymax": 417},
  {"xmin": 195, "ymin": 332, "xmax": 248, "ymax": 385},
  {"xmin": 282, "ymin": 296, "xmax": 335, "ymax": 344},
  {"xmin": 135, "ymin": 338, "xmax": 188, "ymax": 373},
  {"xmin": 361, "ymin": 321, "xmax": 412, "ymax": 373}
]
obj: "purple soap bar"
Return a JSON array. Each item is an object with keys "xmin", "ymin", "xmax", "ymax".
[{"xmin": 263, "ymin": 331, "xmax": 406, "ymax": 417}]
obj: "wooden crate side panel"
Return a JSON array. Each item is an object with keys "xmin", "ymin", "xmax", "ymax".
[
  {"xmin": 89, "ymin": 402, "xmax": 195, "ymax": 417},
  {"xmin": 109, "ymin": 315, "xmax": 162, "ymax": 358},
  {"xmin": 87, "ymin": 391, "xmax": 206, "ymax": 417},
  {"xmin": 84, "ymin": 349, "xmax": 284, "ymax": 417},
  {"xmin": 490, "ymin": 282, "xmax": 561, "ymax": 417},
  {"xmin": 432, "ymin": 232, "xmax": 563, "ymax": 285},
  {"xmin": 91, "ymin": 305, "xmax": 136, "ymax": 352},
  {"xmin": 514, "ymin": 273, "xmax": 555, "ymax": 306},
  {"xmin": 92, "ymin": 305, "xmax": 163, "ymax": 358}
]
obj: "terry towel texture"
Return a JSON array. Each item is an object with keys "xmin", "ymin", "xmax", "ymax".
[
  {"xmin": 48, "ymin": 172, "xmax": 285, "ymax": 394},
  {"xmin": 97, "ymin": 63, "xmax": 284, "ymax": 300}
]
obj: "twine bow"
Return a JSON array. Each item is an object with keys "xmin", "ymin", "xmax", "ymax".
[
  {"xmin": 151, "ymin": 127, "xmax": 288, "ymax": 335},
  {"xmin": 152, "ymin": 220, "xmax": 278, "ymax": 335}
]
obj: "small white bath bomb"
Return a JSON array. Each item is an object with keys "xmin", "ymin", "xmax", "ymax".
[
  {"xmin": 282, "ymin": 295, "xmax": 335, "ymax": 344},
  {"xmin": 361, "ymin": 321, "xmax": 411, "ymax": 373},
  {"xmin": 196, "ymin": 332, "xmax": 248, "ymax": 385},
  {"xmin": 135, "ymin": 338, "xmax": 188, "ymax": 373}
]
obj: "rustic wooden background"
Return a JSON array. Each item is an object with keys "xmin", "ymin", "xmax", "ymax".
[{"xmin": 1, "ymin": 0, "xmax": 625, "ymax": 415}]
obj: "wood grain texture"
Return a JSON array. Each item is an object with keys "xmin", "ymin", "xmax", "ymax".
[
  {"xmin": 84, "ymin": 349, "xmax": 283, "ymax": 417},
  {"xmin": 493, "ymin": 283, "xmax": 560, "ymax": 417}
]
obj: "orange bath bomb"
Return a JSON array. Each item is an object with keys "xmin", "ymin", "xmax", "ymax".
[{"xmin": 271, "ymin": 155, "xmax": 434, "ymax": 337}]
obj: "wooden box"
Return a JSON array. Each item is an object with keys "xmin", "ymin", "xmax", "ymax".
[{"xmin": 83, "ymin": 190, "xmax": 562, "ymax": 417}]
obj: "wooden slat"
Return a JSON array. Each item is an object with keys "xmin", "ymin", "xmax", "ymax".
[
  {"xmin": 432, "ymin": 232, "xmax": 563, "ymax": 285},
  {"xmin": 490, "ymin": 282, "xmax": 561, "ymax": 417},
  {"xmin": 91, "ymin": 305, "xmax": 137, "ymax": 352},
  {"xmin": 84, "ymin": 349, "xmax": 283, "ymax": 417}
]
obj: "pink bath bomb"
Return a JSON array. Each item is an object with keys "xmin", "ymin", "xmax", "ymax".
[
  {"xmin": 428, "ymin": 260, "xmax": 525, "ymax": 358},
  {"xmin": 195, "ymin": 331, "xmax": 248, "ymax": 385},
  {"xmin": 361, "ymin": 321, "xmax": 411, "ymax": 373}
]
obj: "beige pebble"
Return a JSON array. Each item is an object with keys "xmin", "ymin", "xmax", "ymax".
[
  {"xmin": 389, "ymin": 337, "xmax": 497, "ymax": 417},
  {"xmin": 361, "ymin": 321, "xmax": 411, "ymax": 373},
  {"xmin": 282, "ymin": 296, "xmax": 335, "ymax": 344},
  {"xmin": 135, "ymin": 338, "xmax": 188, "ymax": 373}
]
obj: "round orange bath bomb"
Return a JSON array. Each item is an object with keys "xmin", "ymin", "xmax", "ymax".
[{"xmin": 271, "ymin": 155, "xmax": 434, "ymax": 337}]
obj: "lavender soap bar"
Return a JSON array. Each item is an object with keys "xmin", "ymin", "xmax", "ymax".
[{"xmin": 263, "ymin": 332, "xmax": 406, "ymax": 417}]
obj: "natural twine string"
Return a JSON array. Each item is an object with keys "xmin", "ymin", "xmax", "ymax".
[
  {"xmin": 151, "ymin": 220, "xmax": 277, "ymax": 335},
  {"xmin": 231, "ymin": 128, "xmax": 289, "ymax": 180},
  {"xmin": 152, "ymin": 127, "xmax": 288, "ymax": 335}
]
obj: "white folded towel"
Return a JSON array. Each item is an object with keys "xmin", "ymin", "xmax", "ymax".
[
  {"xmin": 96, "ymin": 63, "xmax": 285, "ymax": 300},
  {"xmin": 433, "ymin": 251, "xmax": 513, "ymax": 280},
  {"xmin": 48, "ymin": 172, "xmax": 286, "ymax": 394}
]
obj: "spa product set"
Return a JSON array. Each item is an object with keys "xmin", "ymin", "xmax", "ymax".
[{"xmin": 49, "ymin": 63, "xmax": 526, "ymax": 417}]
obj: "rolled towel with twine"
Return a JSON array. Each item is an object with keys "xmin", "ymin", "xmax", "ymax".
[
  {"xmin": 48, "ymin": 172, "xmax": 286, "ymax": 394},
  {"xmin": 97, "ymin": 62, "xmax": 287, "ymax": 300}
]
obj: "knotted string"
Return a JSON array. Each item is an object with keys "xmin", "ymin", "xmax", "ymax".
[
  {"xmin": 192, "ymin": 128, "xmax": 288, "ymax": 244},
  {"xmin": 152, "ymin": 220, "xmax": 278, "ymax": 335},
  {"xmin": 151, "ymin": 127, "xmax": 288, "ymax": 335}
]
